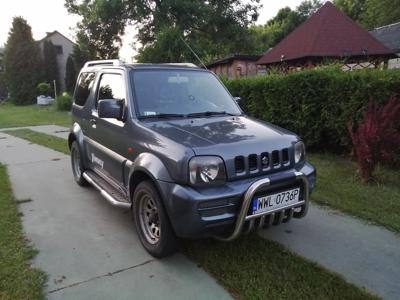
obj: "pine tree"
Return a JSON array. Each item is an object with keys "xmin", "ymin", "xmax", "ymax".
[
  {"xmin": 4, "ymin": 17, "xmax": 41, "ymax": 105},
  {"xmin": 65, "ymin": 55, "xmax": 76, "ymax": 93},
  {"xmin": 42, "ymin": 40, "xmax": 60, "ymax": 92}
]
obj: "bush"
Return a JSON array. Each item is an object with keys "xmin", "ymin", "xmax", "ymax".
[
  {"xmin": 37, "ymin": 82, "xmax": 51, "ymax": 96},
  {"xmin": 56, "ymin": 93, "xmax": 72, "ymax": 111},
  {"xmin": 348, "ymin": 97, "xmax": 400, "ymax": 182},
  {"xmin": 224, "ymin": 67, "xmax": 400, "ymax": 152}
]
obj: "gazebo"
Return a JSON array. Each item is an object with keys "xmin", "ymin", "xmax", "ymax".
[{"xmin": 256, "ymin": 2, "xmax": 395, "ymax": 71}]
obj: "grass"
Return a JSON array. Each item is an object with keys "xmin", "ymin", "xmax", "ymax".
[
  {"xmin": 308, "ymin": 153, "xmax": 400, "ymax": 233},
  {"xmin": 4, "ymin": 129, "xmax": 378, "ymax": 299},
  {"xmin": 0, "ymin": 164, "xmax": 46, "ymax": 300},
  {"xmin": 183, "ymin": 236, "xmax": 376, "ymax": 300},
  {"xmin": 0, "ymin": 102, "xmax": 70, "ymax": 129},
  {"xmin": 4, "ymin": 129, "xmax": 69, "ymax": 155}
]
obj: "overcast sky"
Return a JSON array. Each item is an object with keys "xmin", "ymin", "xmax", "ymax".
[{"xmin": 0, "ymin": 0, "xmax": 304, "ymax": 61}]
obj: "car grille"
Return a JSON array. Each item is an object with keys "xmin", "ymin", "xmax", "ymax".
[{"xmin": 233, "ymin": 148, "xmax": 290, "ymax": 175}]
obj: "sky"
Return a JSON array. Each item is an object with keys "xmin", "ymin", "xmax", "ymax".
[{"xmin": 0, "ymin": 0, "xmax": 304, "ymax": 61}]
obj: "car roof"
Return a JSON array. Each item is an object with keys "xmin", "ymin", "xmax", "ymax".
[{"xmin": 80, "ymin": 60, "xmax": 203, "ymax": 72}]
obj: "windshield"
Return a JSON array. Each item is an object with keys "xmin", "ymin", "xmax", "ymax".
[{"xmin": 131, "ymin": 69, "xmax": 241, "ymax": 118}]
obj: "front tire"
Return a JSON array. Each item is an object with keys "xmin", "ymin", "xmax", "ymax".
[
  {"xmin": 133, "ymin": 181, "xmax": 177, "ymax": 258},
  {"xmin": 70, "ymin": 141, "xmax": 88, "ymax": 186}
]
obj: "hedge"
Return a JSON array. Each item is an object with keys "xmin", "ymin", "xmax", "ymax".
[{"xmin": 224, "ymin": 67, "xmax": 400, "ymax": 152}]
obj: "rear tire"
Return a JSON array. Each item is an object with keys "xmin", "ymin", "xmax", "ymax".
[
  {"xmin": 133, "ymin": 180, "xmax": 177, "ymax": 258},
  {"xmin": 70, "ymin": 141, "xmax": 88, "ymax": 186}
]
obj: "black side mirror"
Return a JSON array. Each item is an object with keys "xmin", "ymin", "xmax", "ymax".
[
  {"xmin": 98, "ymin": 99, "xmax": 123, "ymax": 120},
  {"xmin": 233, "ymin": 97, "xmax": 241, "ymax": 104}
]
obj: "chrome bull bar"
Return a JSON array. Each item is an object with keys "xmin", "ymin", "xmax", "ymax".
[{"xmin": 215, "ymin": 171, "xmax": 309, "ymax": 241}]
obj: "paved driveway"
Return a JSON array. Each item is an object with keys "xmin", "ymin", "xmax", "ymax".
[{"xmin": 0, "ymin": 132, "xmax": 231, "ymax": 300}]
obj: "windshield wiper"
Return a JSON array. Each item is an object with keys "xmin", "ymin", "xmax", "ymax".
[
  {"xmin": 186, "ymin": 111, "xmax": 239, "ymax": 118},
  {"xmin": 139, "ymin": 113, "xmax": 186, "ymax": 119}
]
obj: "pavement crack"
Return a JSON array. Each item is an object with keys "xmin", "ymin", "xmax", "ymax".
[{"xmin": 47, "ymin": 259, "xmax": 155, "ymax": 294}]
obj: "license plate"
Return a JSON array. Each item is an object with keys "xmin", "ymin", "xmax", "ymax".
[{"xmin": 252, "ymin": 187, "xmax": 300, "ymax": 215}]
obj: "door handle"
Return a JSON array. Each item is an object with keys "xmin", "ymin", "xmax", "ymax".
[{"xmin": 89, "ymin": 119, "xmax": 97, "ymax": 128}]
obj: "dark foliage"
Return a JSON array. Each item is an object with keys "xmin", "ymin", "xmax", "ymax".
[
  {"xmin": 3, "ymin": 17, "xmax": 41, "ymax": 105},
  {"xmin": 42, "ymin": 40, "xmax": 60, "ymax": 92},
  {"xmin": 348, "ymin": 97, "xmax": 400, "ymax": 181},
  {"xmin": 224, "ymin": 67, "xmax": 400, "ymax": 152},
  {"xmin": 65, "ymin": 55, "xmax": 76, "ymax": 93}
]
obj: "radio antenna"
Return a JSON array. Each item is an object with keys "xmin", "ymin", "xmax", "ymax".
[{"xmin": 180, "ymin": 36, "xmax": 208, "ymax": 70}]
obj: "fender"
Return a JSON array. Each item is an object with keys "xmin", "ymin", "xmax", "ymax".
[
  {"xmin": 126, "ymin": 152, "xmax": 173, "ymax": 184},
  {"xmin": 68, "ymin": 123, "xmax": 89, "ymax": 169}
]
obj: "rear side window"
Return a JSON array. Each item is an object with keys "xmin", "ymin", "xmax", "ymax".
[
  {"xmin": 74, "ymin": 72, "xmax": 95, "ymax": 106},
  {"xmin": 96, "ymin": 74, "xmax": 125, "ymax": 107}
]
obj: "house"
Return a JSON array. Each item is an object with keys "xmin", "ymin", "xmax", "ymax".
[
  {"xmin": 206, "ymin": 54, "xmax": 261, "ymax": 78},
  {"xmin": 370, "ymin": 22, "xmax": 400, "ymax": 69},
  {"xmin": 257, "ymin": 2, "xmax": 395, "ymax": 71},
  {"xmin": 38, "ymin": 31, "xmax": 75, "ymax": 91}
]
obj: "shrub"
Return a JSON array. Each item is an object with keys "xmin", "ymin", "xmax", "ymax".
[
  {"xmin": 56, "ymin": 93, "xmax": 72, "ymax": 111},
  {"xmin": 37, "ymin": 82, "xmax": 51, "ymax": 96},
  {"xmin": 224, "ymin": 67, "xmax": 400, "ymax": 152},
  {"xmin": 347, "ymin": 97, "xmax": 400, "ymax": 182}
]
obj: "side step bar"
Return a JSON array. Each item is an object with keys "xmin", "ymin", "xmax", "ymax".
[{"xmin": 83, "ymin": 171, "xmax": 131, "ymax": 209}]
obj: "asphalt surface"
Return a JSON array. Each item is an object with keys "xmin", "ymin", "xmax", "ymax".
[{"xmin": 0, "ymin": 131, "xmax": 231, "ymax": 300}]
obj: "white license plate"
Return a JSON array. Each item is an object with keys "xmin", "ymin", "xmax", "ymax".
[{"xmin": 251, "ymin": 187, "xmax": 300, "ymax": 215}]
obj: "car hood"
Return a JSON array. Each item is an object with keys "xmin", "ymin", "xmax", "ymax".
[{"xmin": 142, "ymin": 116, "xmax": 298, "ymax": 156}]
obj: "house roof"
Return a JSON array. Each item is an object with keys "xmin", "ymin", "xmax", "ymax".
[
  {"xmin": 38, "ymin": 30, "xmax": 76, "ymax": 46},
  {"xmin": 370, "ymin": 22, "xmax": 400, "ymax": 53},
  {"xmin": 207, "ymin": 54, "xmax": 261, "ymax": 68},
  {"xmin": 257, "ymin": 1, "xmax": 394, "ymax": 65}
]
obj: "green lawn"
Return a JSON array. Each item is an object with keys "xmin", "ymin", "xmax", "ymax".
[
  {"xmin": 4, "ymin": 128, "xmax": 69, "ymax": 154},
  {"xmin": 0, "ymin": 164, "xmax": 46, "ymax": 300},
  {"xmin": 4, "ymin": 129, "xmax": 378, "ymax": 299},
  {"xmin": 0, "ymin": 102, "xmax": 70, "ymax": 129},
  {"xmin": 309, "ymin": 153, "xmax": 400, "ymax": 233},
  {"xmin": 183, "ymin": 236, "xmax": 376, "ymax": 300}
]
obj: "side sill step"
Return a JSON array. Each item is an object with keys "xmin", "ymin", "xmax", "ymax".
[{"xmin": 83, "ymin": 171, "xmax": 131, "ymax": 209}]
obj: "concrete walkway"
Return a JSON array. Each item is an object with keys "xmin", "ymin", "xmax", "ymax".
[
  {"xmin": 259, "ymin": 205, "xmax": 400, "ymax": 299},
  {"xmin": 0, "ymin": 125, "xmax": 70, "ymax": 139},
  {"xmin": 0, "ymin": 132, "xmax": 231, "ymax": 300}
]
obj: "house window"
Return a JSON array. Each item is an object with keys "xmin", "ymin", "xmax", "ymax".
[{"xmin": 54, "ymin": 45, "xmax": 63, "ymax": 55}]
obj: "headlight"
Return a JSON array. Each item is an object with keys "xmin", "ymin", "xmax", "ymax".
[
  {"xmin": 189, "ymin": 156, "xmax": 226, "ymax": 186},
  {"xmin": 294, "ymin": 141, "xmax": 306, "ymax": 163}
]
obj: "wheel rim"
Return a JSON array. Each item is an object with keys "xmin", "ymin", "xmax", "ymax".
[
  {"xmin": 72, "ymin": 147, "xmax": 82, "ymax": 179},
  {"xmin": 138, "ymin": 191, "xmax": 160, "ymax": 244}
]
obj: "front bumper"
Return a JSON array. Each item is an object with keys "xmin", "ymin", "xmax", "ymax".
[{"xmin": 158, "ymin": 162, "xmax": 316, "ymax": 238}]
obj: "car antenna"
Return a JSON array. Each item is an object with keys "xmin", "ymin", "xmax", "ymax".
[{"xmin": 180, "ymin": 36, "xmax": 208, "ymax": 70}]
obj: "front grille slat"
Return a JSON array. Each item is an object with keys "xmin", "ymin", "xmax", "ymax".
[{"xmin": 234, "ymin": 148, "xmax": 290, "ymax": 175}]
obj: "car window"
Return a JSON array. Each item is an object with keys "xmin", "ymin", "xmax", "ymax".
[
  {"xmin": 131, "ymin": 70, "xmax": 241, "ymax": 117},
  {"xmin": 74, "ymin": 72, "xmax": 95, "ymax": 106},
  {"xmin": 96, "ymin": 73, "xmax": 125, "ymax": 107}
]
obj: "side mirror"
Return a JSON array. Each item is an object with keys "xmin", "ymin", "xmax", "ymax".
[
  {"xmin": 233, "ymin": 97, "xmax": 241, "ymax": 104},
  {"xmin": 98, "ymin": 99, "xmax": 123, "ymax": 120}
]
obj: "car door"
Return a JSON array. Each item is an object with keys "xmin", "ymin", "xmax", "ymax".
[{"xmin": 85, "ymin": 71, "xmax": 130, "ymax": 189}]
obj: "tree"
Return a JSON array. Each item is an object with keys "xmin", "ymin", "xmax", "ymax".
[
  {"xmin": 247, "ymin": 0, "xmax": 322, "ymax": 54},
  {"xmin": 65, "ymin": 0, "xmax": 127, "ymax": 59},
  {"xmin": 129, "ymin": 0, "xmax": 260, "ymax": 63},
  {"xmin": 3, "ymin": 17, "xmax": 41, "ymax": 105},
  {"xmin": 42, "ymin": 40, "xmax": 60, "ymax": 92},
  {"xmin": 66, "ymin": 0, "xmax": 260, "ymax": 63},
  {"xmin": 65, "ymin": 55, "xmax": 77, "ymax": 93},
  {"xmin": 333, "ymin": 0, "xmax": 367, "ymax": 24},
  {"xmin": 362, "ymin": 0, "xmax": 400, "ymax": 28}
]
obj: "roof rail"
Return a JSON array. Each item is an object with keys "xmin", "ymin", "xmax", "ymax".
[
  {"xmin": 83, "ymin": 59, "xmax": 124, "ymax": 68},
  {"xmin": 162, "ymin": 63, "xmax": 198, "ymax": 68}
]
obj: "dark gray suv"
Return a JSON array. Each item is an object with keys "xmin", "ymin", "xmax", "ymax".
[{"xmin": 69, "ymin": 60, "xmax": 316, "ymax": 257}]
